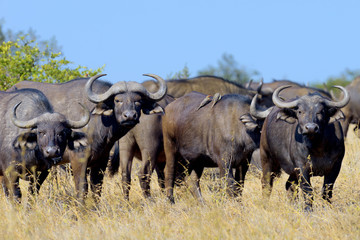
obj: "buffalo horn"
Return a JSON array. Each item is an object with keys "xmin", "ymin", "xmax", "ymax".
[
  {"xmin": 323, "ymin": 86, "xmax": 350, "ymax": 108},
  {"xmin": 65, "ymin": 103, "xmax": 91, "ymax": 129},
  {"xmin": 85, "ymin": 74, "xmax": 121, "ymax": 103},
  {"xmin": 272, "ymin": 85, "xmax": 299, "ymax": 109},
  {"xmin": 127, "ymin": 74, "xmax": 167, "ymax": 101},
  {"xmin": 11, "ymin": 102, "xmax": 39, "ymax": 128},
  {"xmin": 256, "ymin": 78, "xmax": 263, "ymax": 94},
  {"xmin": 250, "ymin": 94, "xmax": 272, "ymax": 119}
]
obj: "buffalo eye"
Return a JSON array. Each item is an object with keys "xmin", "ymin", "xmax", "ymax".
[
  {"xmin": 114, "ymin": 99, "xmax": 123, "ymax": 104},
  {"xmin": 39, "ymin": 131, "xmax": 46, "ymax": 137},
  {"xmin": 134, "ymin": 101, "xmax": 141, "ymax": 107}
]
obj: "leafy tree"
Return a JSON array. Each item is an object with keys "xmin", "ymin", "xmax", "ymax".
[
  {"xmin": 197, "ymin": 53, "xmax": 259, "ymax": 84},
  {"xmin": 311, "ymin": 69, "xmax": 360, "ymax": 97},
  {"xmin": 0, "ymin": 23, "xmax": 104, "ymax": 90},
  {"xmin": 167, "ymin": 64, "xmax": 191, "ymax": 79}
]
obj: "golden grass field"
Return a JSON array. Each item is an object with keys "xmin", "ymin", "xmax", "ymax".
[{"xmin": 0, "ymin": 127, "xmax": 359, "ymax": 240}]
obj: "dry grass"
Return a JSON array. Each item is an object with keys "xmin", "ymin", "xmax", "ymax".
[{"xmin": 0, "ymin": 127, "xmax": 359, "ymax": 240}]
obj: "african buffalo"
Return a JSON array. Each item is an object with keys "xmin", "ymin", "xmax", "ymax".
[
  {"xmin": 109, "ymin": 94, "xmax": 174, "ymax": 201},
  {"xmin": 339, "ymin": 76, "xmax": 360, "ymax": 137},
  {"xmin": 259, "ymin": 85, "xmax": 349, "ymax": 210},
  {"xmin": 142, "ymin": 75, "xmax": 273, "ymax": 107},
  {"xmin": 0, "ymin": 89, "xmax": 89, "ymax": 201},
  {"xmin": 162, "ymin": 91, "xmax": 271, "ymax": 203},
  {"xmin": 247, "ymin": 80, "xmax": 332, "ymax": 171},
  {"xmin": 110, "ymin": 76, "xmax": 270, "ymax": 201},
  {"xmin": 10, "ymin": 74, "xmax": 167, "ymax": 200}
]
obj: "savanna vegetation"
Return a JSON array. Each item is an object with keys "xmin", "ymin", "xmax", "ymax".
[
  {"xmin": 0, "ymin": 23, "xmax": 359, "ymax": 240},
  {"xmin": 0, "ymin": 127, "xmax": 358, "ymax": 240}
]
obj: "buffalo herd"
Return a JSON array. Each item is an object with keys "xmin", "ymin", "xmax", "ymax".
[{"xmin": 1, "ymin": 73, "xmax": 357, "ymax": 210}]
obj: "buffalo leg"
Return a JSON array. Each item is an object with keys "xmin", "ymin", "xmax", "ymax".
[
  {"xmin": 164, "ymin": 135, "xmax": 176, "ymax": 204},
  {"xmin": 186, "ymin": 165, "xmax": 205, "ymax": 203},
  {"xmin": 89, "ymin": 163, "xmax": 107, "ymax": 202},
  {"xmin": 299, "ymin": 170, "xmax": 313, "ymax": 211},
  {"xmin": 71, "ymin": 157, "xmax": 88, "ymax": 201},
  {"xmin": 322, "ymin": 161, "xmax": 341, "ymax": 203},
  {"xmin": 119, "ymin": 147, "xmax": 134, "ymax": 201},
  {"xmin": 261, "ymin": 148, "xmax": 280, "ymax": 199},
  {"xmin": 218, "ymin": 158, "xmax": 236, "ymax": 197},
  {"xmin": 28, "ymin": 170, "xmax": 50, "ymax": 195},
  {"xmin": 138, "ymin": 149, "xmax": 158, "ymax": 199},
  {"xmin": 155, "ymin": 163, "xmax": 165, "ymax": 190},
  {"xmin": 234, "ymin": 160, "xmax": 250, "ymax": 197},
  {"xmin": 285, "ymin": 172, "xmax": 299, "ymax": 201},
  {"xmin": 3, "ymin": 173, "xmax": 21, "ymax": 202}
]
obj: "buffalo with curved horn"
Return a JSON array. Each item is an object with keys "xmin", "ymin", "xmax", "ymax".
[
  {"xmin": 10, "ymin": 73, "xmax": 167, "ymax": 201},
  {"xmin": 0, "ymin": 89, "xmax": 90, "ymax": 201},
  {"xmin": 259, "ymin": 85, "xmax": 350, "ymax": 210}
]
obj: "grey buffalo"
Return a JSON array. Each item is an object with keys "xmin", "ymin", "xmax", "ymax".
[
  {"xmin": 259, "ymin": 85, "xmax": 349, "ymax": 210},
  {"xmin": 0, "ymin": 89, "xmax": 89, "ymax": 201},
  {"xmin": 10, "ymin": 74, "xmax": 167, "ymax": 201},
  {"xmin": 162, "ymin": 92, "xmax": 270, "ymax": 203},
  {"xmin": 111, "ymin": 75, "xmax": 270, "ymax": 201}
]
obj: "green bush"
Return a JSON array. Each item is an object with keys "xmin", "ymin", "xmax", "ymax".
[{"xmin": 0, "ymin": 36, "xmax": 104, "ymax": 90}]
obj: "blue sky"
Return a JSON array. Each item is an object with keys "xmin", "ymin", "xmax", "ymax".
[{"xmin": 1, "ymin": 0, "xmax": 359, "ymax": 84}]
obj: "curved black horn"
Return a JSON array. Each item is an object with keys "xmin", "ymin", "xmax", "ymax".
[
  {"xmin": 143, "ymin": 74, "xmax": 167, "ymax": 100},
  {"xmin": 324, "ymin": 86, "xmax": 350, "ymax": 108},
  {"xmin": 256, "ymin": 78, "xmax": 263, "ymax": 94},
  {"xmin": 85, "ymin": 74, "xmax": 122, "ymax": 103},
  {"xmin": 250, "ymin": 94, "xmax": 273, "ymax": 119},
  {"xmin": 65, "ymin": 103, "xmax": 91, "ymax": 129},
  {"xmin": 11, "ymin": 102, "xmax": 39, "ymax": 128},
  {"xmin": 272, "ymin": 85, "xmax": 299, "ymax": 109},
  {"xmin": 125, "ymin": 74, "xmax": 167, "ymax": 101}
]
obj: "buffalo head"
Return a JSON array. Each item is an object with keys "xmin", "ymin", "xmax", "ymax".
[
  {"xmin": 273, "ymin": 85, "xmax": 350, "ymax": 137},
  {"xmin": 85, "ymin": 74, "xmax": 167, "ymax": 127},
  {"xmin": 11, "ymin": 102, "xmax": 90, "ymax": 164}
]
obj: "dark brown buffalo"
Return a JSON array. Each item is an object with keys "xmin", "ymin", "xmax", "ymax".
[
  {"xmin": 246, "ymin": 79, "xmax": 331, "ymax": 102},
  {"xmin": 259, "ymin": 85, "xmax": 349, "ymax": 210},
  {"xmin": 109, "ymin": 94, "xmax": 174, "ymax": 200},
  {"xmin": 339, "ymin": 77, "xmax": 360, "ymax": 137},
  {"xmin": 142, "ymin": 75, "xmax": 273, "ymax": 106},
  {"xmin": 162, "ymin": 91, "xmax": 270, "ymax": 203},
  {"xmin": 10, "ymin": 74, "xmax": 167, "ymax": 201},
  {"xmin": 110, "ymin": 75, "xmax": 270, "ymax": 201},
  {"xmin": 248, "ymin": 81, "xmax": 332, "ymax": 171},
  {"xmin": 0, "ymin": 89, "xmax": 89, "ymax": 201}
]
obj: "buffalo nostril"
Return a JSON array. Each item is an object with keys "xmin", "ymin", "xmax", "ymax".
[
  {"xmin": 45, "ymin": 147, "xmax": 59, "ymax": 157},
  {"xmin": 304, "ymin": 123, "xmax": 319, "ymax": 134},
  {"xmin": 123, "ymin": 111, "xmax": 137, "ymax": 120}
]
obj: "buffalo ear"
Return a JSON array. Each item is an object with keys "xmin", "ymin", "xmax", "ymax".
[
  {"xmin": 142, "ymin": 102, "xmax": 165, "ymax": 115},
  {"xmin": 13, "ymin": 132, "xmax": 37, "ymax": 150},
  {"xmin": 67, "ymin": 131, "xmax": 88, "ymax": 151},
  {"xmin": 276, "ymin": 109, "xmax": 297, "ymax": 124},
  {"xmin": 329, "ymin": 108, "xmax": 345, "ymax": 123},
  {"xmin": 240, "ymin": 114, "xmax": 258, "ymax": 131},
  {"xmin": 92, "ymin": 103, "xmax": 114, "ymax": 116}
]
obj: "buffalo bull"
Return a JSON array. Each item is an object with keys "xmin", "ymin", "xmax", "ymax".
[
  {"xmin": 338, "ymin": 76, "xmax": 360, "ymax": 137},
  {"xmin": 259, "ymin": 85, "xmax": 349, "ymax": 210},
  {"xmin": 109, "ymin": 94, "xmax": 174, "ymax": 201},
  {"xmin": 110, "ymin": 76, "xmax": 267, "ymax": 201},
  {"xmin": 162, "ymin": 91, "xmax": 271, "ymax": 203},
  {"xmin": 0, "ymin": 89, "xmax": 89, "ymax": 201},
  {"xmin": 10, "ymin": 74, "xmax": 167, "ymax": 200},
  {"xmin": 248, "ymin": 81, "xmax": 332, "ymax": 171}
]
